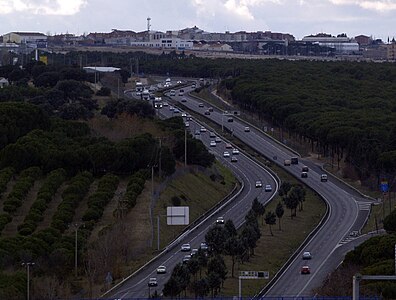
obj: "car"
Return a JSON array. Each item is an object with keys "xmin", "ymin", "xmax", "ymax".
[
  {"xmin": 216, "ymin": 217, "xmax": 225, "ymax": 224},
  {"xmin": 265, "ymin": 184, "xmax": 272, "ymax": 192},
  {"xmin": 162, "ymin": 101, "xmax": 169, "ymax": 107},
  {"xmin": 192, "ymin": 83, "xmax": 196, "ymax": 88},
  {"xmin": 301, "ymin": 172, "xmax": 308, "ymax": 178},
  {"xmin": 302, "ymin": 251, "xmax": 312, "ymax": 260},
  {"xmin": 186, "ymin": 115, "xmax": 192, "ymax": 121},
  {"xmin": 321, "ymin": 174, "xmax": 328, "ymax": 182},
  {"xmin": 173, "ymin": 108, "xmax": 180, "ymax": 113},
  {"xmin": 208, "ymin": 107, "xmax": 214, "ymax": 112},
  {"xmin": 232, "ymin": 148, "xmax": 239, "ymax": 155},
  {"xmin": 291, "ymin": 157, "xmax": 299, "ymax": 164},
  {"xmin": 169, "ymin": 106, "xmax": 174, "ymax": 111},
  {"xmin": 227, "ymin": 117, "xmax": 233, "ymax": 122},
  {"xmin": 301, "ymin": 266, "xmax": 311, "ymax": 274},
  {"xmin": 178, "ymin": 92, "xmax": 184, "ymax": 96},
  {"xmin": 284, "ymin": 159, "xmax": 291, "ymax": 166},
  {"xmin": 198, "ymin": 103, "xmax": 204, "ymax": 108},
  {"xmin": 191, "ymin": 248, "xmax": 198, "ymax": 256},
  {"xmin": 157, "ymin": 265, "xmax": 167, "ymax": 274},
  {"xmin": 223, "ymin": 151, "xmax": 230, "ymax": 158},
  {"xmin": 181, "ymin": 112, "xmax": 187, "ymax": 117},
  {"xmin": 244, "ymin": 126, "xmax": 250, "ymax": 132},
  {"xmin": 215, "ymin": 137, "xmax": 221, "ymax": 143},
  {"xmin": 302, "ymin": 166, "xmax": 309, "ymax": 172},
  {"xmin": 231, "ymin": 156, "xmax": 238, "ymax": 162},
  {"xmin": 181, "ymin": 243, "xmax": 191, "ymax": 252},
  {"xmin": 200, "ymin": 127, "xmax": 207, "ymax": 133},
  {"xmin": 225, "ymin": 143, "xmax": 232, "ymax": 149},
  {"xmin": 195, "ymin": 130, "xmax": 200, "ymax": 136},
  {"xmin": 185, "ymin": 122, "xmax": 189, "ymax": 127},
  {"xmin": 177, "ymin": 80, "xmax": 182, "ymax": 84},
  {"xmin": 204, "ymin": 110, "xmax": 211, "ymax": 115},
  {"xmin": 210, "ymin": 141, "xmax": 216, "ymax": 147},
  {"xmin": 181, "ymin": 97, "xmax": 187, "ymax": 102},
  {"xmin": 148, "ymin": 277, "xmax": 158, "ymax": 287},
  {"xmin": 209, "ymin": 132, "xmax": 216, "ymax": 138},
  {"xmin": 182, "ymin": 254, "xmax": 191, "ymax": 263},
  {"xmin": 255, "ymin": 180, "xmax": 262, "ymax": 188},
  {"xmin": 200, "ymin": 242, "xmax": 209, "ymax": 251}
]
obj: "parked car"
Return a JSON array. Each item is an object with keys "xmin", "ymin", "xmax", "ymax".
[
  {"xmin": 181, "ymin": 243, "xmax": 191, "ymax": 252},
  {"xmin": 157, "ymin": 266, "xmax": 167, "ymax": 274}
]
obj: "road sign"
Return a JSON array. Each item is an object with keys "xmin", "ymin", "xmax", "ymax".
[
  {"xmin": 380, "ymin": 180, "xmax": 389, "ymax": 192},
  {"xmin": 167, "ymin": 206, "xmax": 189, "ymax": 225},
  {"xmin": 239, "ymin": 271, "xmax": 269, "ymax": 279}
]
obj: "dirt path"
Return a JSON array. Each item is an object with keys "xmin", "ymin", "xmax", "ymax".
[
  {"xmin": 89, "ymin": 177, "xmax": 128, "ymax": 243},
  {"xmin": 0, "ymin": 178, "xmax": 16, "ymax": 213},
  {"xmin": 36, "ymin": 182, "xmax": 68, "ymax": 231},
  {"xmin": 2, "ymin": 179, "xmax": 43, "ymax": 237}
]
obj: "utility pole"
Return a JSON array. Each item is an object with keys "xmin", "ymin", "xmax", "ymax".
[
  {"xmin": 22, "ymin": 262, "xmax": 34, "ymax": 300},
  {"xmin": 158, "ymin": 138, "xmax": 162, "ymax": 178},
  {"xmin": 117, "ymin": 77, "xmax": 120, "ymax": 99},
  {"xmin": 71, "ymin": 223, "xmax": 80, "ymax": 277},
  {"xmin": 184, "ymin": 128, "xmax": 187, "ymax": 167}
]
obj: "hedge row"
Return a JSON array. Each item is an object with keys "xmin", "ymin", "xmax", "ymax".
[
  {"xmin": 0, "ymin": 167, "xmax": 14, "ymax": 196},
  {"xmin": 123, "ymin": 170, "xmax": 149, "ymax": 210},
  {"xmin": 51, "ymin": 171, "xmax": 93, "ymax": 233},
  {"xmin": 17, "ymin": 168, "xmax": 67, "ymax": 236},
  {"xmin": 2, "ymin": 166, "xmax": 42, "ymax": 215},
  {"xmin": 82, "ymin": 173, "xmax": 119, "ymax": 222}
]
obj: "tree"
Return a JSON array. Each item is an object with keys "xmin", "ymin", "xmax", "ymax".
[
  {"xmin": 240, "ymin": 224, "xmax": 260, "ymax": 256},
  {"xmin": 251, "ymin": 197, "xmax": 265, "ymax": 224},
  {"xmin": 383, "ymin": 209, "xmax": 396, "ymax": 233},
  {"xmin": 279, "ymin": 181, "xmax": 292, "ymax": 197},
  {"xmin": 188, "ymin": 278, "xmax": 209, "ymax": 298},
  {"xmin": 275, "ymin": 202, "xmax": 285, "ymax": 230},
  {"xmin": 224, "ymin": 219, "xmax": 237, "ymax": 238},
  {"xmin": 265, "ymin": 211, "xmax": 276, "ymax": 236},
  {"xmin": 205, "ymin": 225, "xmax": 227, "ymax": 255},
  {"xmin": 224, "ymin": 236, "xmax": 244, "ymax": 277},
  {"xmin": 163, "ymin": 276, "xmax": 180, "ymax": 297}
]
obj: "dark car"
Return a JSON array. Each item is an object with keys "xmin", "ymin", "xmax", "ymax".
[
  {"xmin": 301, "ymin": 266, "xmax": 310, "ymax": 274},
  {"xmin": 301, "ymin": 172, "xmax": 308, "ymax": 178}
]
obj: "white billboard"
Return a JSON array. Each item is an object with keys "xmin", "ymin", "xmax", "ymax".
[{"xmin": 167, "ymin": 206, "xmax": 189, "ymax": 225}]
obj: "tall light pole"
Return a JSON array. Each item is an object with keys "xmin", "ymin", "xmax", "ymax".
[
  {"xmin": 22, "ymin": 262, "xmax": 34, "ymax": 300},
  {"xmin": 184, "ymin": 128, "xmax": 187, "ymax": 167},
  {"xmin": 71, "ymin": 223, "xmax": 80, "ymax": 277}
]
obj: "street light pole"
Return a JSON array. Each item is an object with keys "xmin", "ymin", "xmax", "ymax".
[
  {"xmin": 184, "ymin": 128, "xmax": 187, "ymax": 167},
  {"xmin": 71, "ymin": 223, "xmax": 80, "ymax": 277},
  {"xmin": 22, "ymin": 262, "xmax": 34, "ymax": 300}
]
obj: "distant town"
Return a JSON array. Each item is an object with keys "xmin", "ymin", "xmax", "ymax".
[{"xmin": 1, "ymin": 19, "xmax": 396, "ymax": 62}]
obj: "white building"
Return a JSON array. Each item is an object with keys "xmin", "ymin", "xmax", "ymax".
[
  {"xmin": 302, "ymin": 34, "xmax": 359, "ymax": 54},
  {"xmin": 0, "ymin": 77, "xmax": 9, "ymax": 88},
  {"xmin": 2, "ymin": 32, "xmax": 47, "ymax": 48},
  {"xmin": 130, "ymin": 37, "xmax": 193, "ymax": 50}
]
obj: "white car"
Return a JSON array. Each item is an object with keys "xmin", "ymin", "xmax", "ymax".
[
  {"xmin": 181, "ymin": 243, "xmax": 191, "ymax": 252},
  {"xmin": 162, "ymin": 102, "xmax": 169, "ymax": 107},
  {"xmin": 255, "ymin": 181, "xmax": 262, "ymax": 188},
  {"xmin": 185, "ymin": 122, "xmax": 189, "ymax": 127},
  {"xmin": 200, "ymin": 127, "xmax": 207, "ymax": 133},
  {"xmin": 157, "ymin": 265, "xmax": 167, "ymax": 274},
  {"xmin": 148, "ymin": 277, "xmax": 158, "ymax": 287},
  {"xmin": 244, "ymin": 126, "xmax": 250, "ymax": 132},
  {"xmin": 265, "ymin": 184, "xmax": 272, "ymax": 192},
  {"xmin": 223, "ymin": 151, "xmax": 230, "ymax": 158},
  {"xmin": 181, "ymin": 112, "xmax": 187, "ymax": 117},
  {"xmin": 210, "ymin": 141, "xmax": 216, "ymax": 147},
  {"xmin": 232, "ymin": 148, "xmax": 239, "ymax": 155}
]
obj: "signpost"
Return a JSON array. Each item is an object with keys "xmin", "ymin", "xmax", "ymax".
[{"xmin": 239, "ymin": 271, "xmax": 269, "ymax": 298}]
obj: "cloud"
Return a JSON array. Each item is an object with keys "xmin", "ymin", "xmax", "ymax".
[
  {"xmin": 329, "ymin": 0, "xmax": 396, "ymax": 11},
  {"xmin": 0, "ymin": 0, "xmax": 87, "ymax": 15}
]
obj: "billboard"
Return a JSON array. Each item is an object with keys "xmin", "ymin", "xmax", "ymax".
[{"xmin": 167, "ymin": 206, "xmax": 189, "ymax": 225}]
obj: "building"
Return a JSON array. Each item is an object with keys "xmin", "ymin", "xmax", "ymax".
[
  {"xmin": 0, "ymin": 77, "xmax": 9, "ymax": 88},
  {"xmin": 131, "ymin": 37, "xmax": 193, "ymax": 50},
  {"xmin": 2, "ymin": 32, "xmax": 47, "ymax": 48},
  {"xmin": 302, "ymin": 33, "xmax": 359, "ymax": 54},
  {"xmin": 354, "ymin": 35, "xmax": 371, "ymax": 46},
  {"xmin": 387, "ymin": 40, "xmax": 396, "ymax": 61}
]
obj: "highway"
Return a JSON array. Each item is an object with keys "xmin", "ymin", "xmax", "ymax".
[
  {"xmin": 165, "ymin": 83, "xmax": 374, "ymax": 297},
  {"xmin": 108, "ymin": 84, "xmax": 279, "ymax": 298}
]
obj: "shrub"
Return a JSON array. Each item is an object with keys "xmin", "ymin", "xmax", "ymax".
[{"xmin": 171, "ymin": 196, "xmax": 181, "ymax": 206}]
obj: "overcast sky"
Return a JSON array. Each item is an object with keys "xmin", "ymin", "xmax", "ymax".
[{"xmin": 0, "ymin": 0, "xmax": 395, "ymax": 40}]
